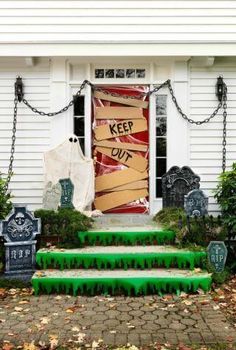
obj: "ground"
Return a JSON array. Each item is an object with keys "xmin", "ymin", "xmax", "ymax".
[{"xmin": 1, "ymin": 278, "xmax": 236, "ymax": 350}]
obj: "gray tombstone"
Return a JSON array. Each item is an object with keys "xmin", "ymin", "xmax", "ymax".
[
  {"xmin": 207, "ymin": 241, "xmax": 228, "ymax": 273},
  {"xmin": 162, "ymin": 166, "xmax": 200, "ymax": 208},
  {"xmin": 43, "ymin": 181, "xmax": 62, "ymax": 210},
  {"xmin": 59, "ymin": 178, "xmax": 74, "ymax": 209},
  {"xmin": 0, "ymin": 205, "xmax": 41, "ymax": 277},
  {"xmin": 184, "ymin": 189, "xmax": 208, "ymax": 217}
]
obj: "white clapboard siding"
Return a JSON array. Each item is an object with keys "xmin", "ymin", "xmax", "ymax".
[
  {"xmin": 0, "ymin": 1, "xmax": 236, "ymax": 43},
  {"xmin": 190, "ymin": 64, "xmax": 236, "ymax": 214},
  {"xmin": 0, "ymin": 58, "xmax": 50, "ymax": 210}
]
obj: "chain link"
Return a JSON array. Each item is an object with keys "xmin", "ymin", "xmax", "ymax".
[
  {"xmin": 22, "ymin": 79, "xmax": 93, "ymax": 117},
  {"xmin": 4, "ymin": 97, "xmax": 18, "ymax": 192},
  {"xmin": 5, "ymin": 77, "xmax": 227, "ymax": 191},
  {"xmin": 222, "ymin": 87, "xmax": 227, "ymax": 172},
  {"xmin": 151, "ymin": 79, "xmax": 223, "ymax": 125}
]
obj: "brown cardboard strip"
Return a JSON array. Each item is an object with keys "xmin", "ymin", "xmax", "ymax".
[
  {"xmin": 104, "ymin": 180, "xmax": 148, "ymax": 192},
  {"xmin": 94, "ymin": 189, "xmax": 148, "ymax": 212},
  {"xmin": 95, "ymin": 168, "xmax": 148, "ymax": 192},
  {"xmin": 95, "ymin": 106, "xmax": 144, "ymax": 119},
  {"xmin": 97, "ymin": 146, "xmax": 148, "ymax": 172},
  {"xmin": 94, "ymin": 91, "xmax": 149, "ymax": 109},
  {"xmin": 94, "ymin": 140, "xmax": 148, "ymax": 152},
  {"xmin": 94, "ymin": 119, "xmax": 147, "ymax": 141}
]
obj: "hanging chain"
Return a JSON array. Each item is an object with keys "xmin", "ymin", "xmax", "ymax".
[
  {"xmin": 222, "ymin": 86, "xmax": 227, "ymax": 172},
  {"xmin": 5, "ymin": 76, "xmax": 227, "ymax": 192},
  {"xmin": 22, "ymin": 79, "xmax": 93, "ymax": 117},
  {"xmin": 4, "ymin": 97, "xmax": 18, "ymax": 192},
  {"xmin": 150, "ymin": 79, "xmax": 223, "ymax": 125}
]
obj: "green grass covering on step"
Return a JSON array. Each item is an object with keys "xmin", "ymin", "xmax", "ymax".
[
  {"xmin": 77, "ymin": 230, "xmax": 175, "ymax": 246},
  {"xmin": 36, "ymin": 250, "xmax": 206, "ymax": 271},
  {"xmin": 32, "ymin": 274, "xmax": 212, "ymax": 296}
]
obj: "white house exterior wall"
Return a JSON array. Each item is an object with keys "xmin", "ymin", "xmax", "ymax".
[
  {"xmin": 189, "ymin": 62, "xmax": 236, "ymax": 214},
  {"xmin": 0, "ymin": 58, "xmax": 235, "ymax": 214},
  {"xmin": 0, "ymin": 58, "xmax": 50, "ymax": 211},
  {"xmin": 1, "ymin": 1, "xmax": 236, "ymax": 43},
  {"xmin": 1, "ymin": 2, "xmax": 236, "ymax": 56}
]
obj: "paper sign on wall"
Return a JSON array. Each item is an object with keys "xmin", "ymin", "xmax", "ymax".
[
  {"xmin": 94, "ymin": 91, "xmax": 149, "ymax": 109},
  {"xmin": 104, "ymin": 180, "xmax": 148, "ymax": 192},
  {"xmin": 94, "ymin": 119, "xmax": 147, "ymax": 141},
  {"xmin": 95, "ymin": 168, "xmax": 148, "ymax": 192},
  {"xmin": 94, "ymin": 189, "xmax": 148, "ymax": 211},
  {"xmin": 95, "ymin": 107, "xmax": 144, "ymax": 120},
  {"xmin": 94, "ymin": 140, "xmax": 148, "ymax": 152},
  {"xmin": 96, "ymin": 146, "xmax": 148, "ymax": 172}
]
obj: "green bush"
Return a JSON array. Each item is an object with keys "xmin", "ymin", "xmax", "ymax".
[
  {"xmin": 0, "ymin": 175, "xmax": 12, "ymax": 220},
  {"xmin": 153, "ymin": 207, "xmax": 188, "ymax": 242},
  {"xmin": 0, "ymin": 175, "xmax": 12, "ymax": 273},
  {"xmin": 214, "ymin": 163, "xmax": 236, "ymax": 236},
  {"xmin": 34, "ymin": 208, "xmax": 94, "ymax": 248},
  {"xmin": 153, "ymin": 207, "xmax": 227, "ymax": 247}
]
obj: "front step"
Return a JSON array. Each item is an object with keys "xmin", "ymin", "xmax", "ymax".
[
  {"xmin": 36, "ymin": 246, "xmax": 206, "ymax": 270},
  {"xmin": 32, "ymin": 269, "xmax": 212, "ymax": 296},
  {"xmin": 77, "ymin": 227, "xmax": 175, "ymax": 246},
  {"xmin": 94, "ymin": 214, "xmax": 154, "ymax": 228}
]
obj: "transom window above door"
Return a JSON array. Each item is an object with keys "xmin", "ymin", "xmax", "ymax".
[{"xmin": 94, "ymin": 68, "xmax": 146, "ymax": 80}]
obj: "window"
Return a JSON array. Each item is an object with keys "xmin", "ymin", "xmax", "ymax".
[
  {"xmin": 73, "ymin": 95, "xmax": 85, "ymax": 153},
  {"xmin": 155, "ymin": 95, "xmax": 167, "ymax": 198},
  {"xmin": 94, "ymin": 68, "xmax": 146, "ymax": 80}
]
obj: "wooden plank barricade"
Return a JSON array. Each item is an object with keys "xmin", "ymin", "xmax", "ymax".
[
  {"xmin": 95, "ymin": 168, "xmax": 148, "ymax": 192},
  {"xmin": 94, "ymin": 189, "xmax": 148, "ymax": 211},
  {"xmin": 94, "ymin": 91, "xmax": 149, "ymax": 109},
  {"xmin": 94, "ymin": 119, "xmax": 147, "ymax": 141},
  {"xmin": 95, "ymin": 106, "xmax": 144, "ymax": 120},
  {"xmin": 96, "ymin": 146, "xmax": 148, "ymax": 172}
]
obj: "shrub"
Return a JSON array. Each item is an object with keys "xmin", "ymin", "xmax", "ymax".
[
  {"xmin": 0, "ymin": 175, "xmax": 12, "ymax": 273},
  {"xmin": 34, "ymin": 208, "xmax": 94, "ymax": 248},
  {"xmin": 153, "ymin": 207, "xmax": 227, "ymax": 247},
  {"xmin": 0, "ymin": 175, "xmax": 12, "ymax": 220},
  {"xmin": 214, "ymin": 163, "xmax": 236, "ymax": 236}
]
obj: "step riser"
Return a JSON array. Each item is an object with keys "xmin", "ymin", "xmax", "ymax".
[
  {"xmin": 32, "ymin": 275, "xmax": 212, "ymax": 296},
  {"xmin": 36, "ymin": 252, "xmax": 206, "ymax": 271},
  {"xmin": 78, "ymin": 230, "xmax": 175, "ymax": 246}
]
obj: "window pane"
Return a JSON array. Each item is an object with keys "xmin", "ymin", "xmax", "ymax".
[
  {"xmin": 156, "ymin": 95, "xmax": 167, "ymax": 115},
  {"xmin": 74, "ymin": 95, "xmax": 85, "ymax": 116},
  {"xmin": 156, "ymin": 117, "xmax": 166, "ymax": 136},
  {"xmin": 74, "ymin": 117, "xmax": 84, "ymax": 137},
  {"xmin": 156, "ymin": 179, "xmax": 163, "ymax": 198},
  {"xmin": 156, "ymin": 138, "xmax": 166, "ymax": 157},
  {"xmin": 156, "ymin": 158, "xmax": 167, "ymax": 178}
]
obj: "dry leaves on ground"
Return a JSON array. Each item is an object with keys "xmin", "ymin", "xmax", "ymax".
[{"xmin": 212, "ymin": 274, "xmax": 236, "ymax": 323}]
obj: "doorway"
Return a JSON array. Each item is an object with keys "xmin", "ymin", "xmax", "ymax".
[{"xmin": 92, "ymin": 85, "xmax": 149, "ymax": 214}]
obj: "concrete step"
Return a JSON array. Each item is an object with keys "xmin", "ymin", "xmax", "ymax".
[
  {"xmin": 36, "ymin": 246, "xmax": 206, "ymax": 270},
  {"xmin": 32, "ymin": 268, "xmax": 212, "ymax": 296},
  {"xmin": 93, "ymin": 214, "xmax": 154, "ymax": 228}
]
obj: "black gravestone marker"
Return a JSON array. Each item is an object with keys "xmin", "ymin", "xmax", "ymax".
[
  {"xmin": 162, "ymin": 166, "xmax": 200, "ymax": 208},
  {"xmin": 0, "ymin": 206, "xmax": 41, "ymax": 277},
  {"xmin": 207, "ymin": 241, "xmax": 227, "ymax": 273},
  {"xmin": 184, "ymin": 189, "xmax": 208, "ymax": 217}
]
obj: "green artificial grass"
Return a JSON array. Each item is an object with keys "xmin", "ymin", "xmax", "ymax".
[
  {"xmin": 32, "ymin": 274, "xmax": 212, "ymax": 296},
  {"xmin": 36, "ymin": 249, "xmax": 206, "ymax": 271},
  {"xmin": 77, "ymin": 230, "xmax": 175, "ymax": 246}
]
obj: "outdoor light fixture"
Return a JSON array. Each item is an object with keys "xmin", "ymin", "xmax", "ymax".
[
  {"xmin": 216, "ymin": 76, "xmax": 226, "ymax": 102},
  {"xmin": 15, "ymin": 76, "xmax": 24, "ymax": 102}
]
